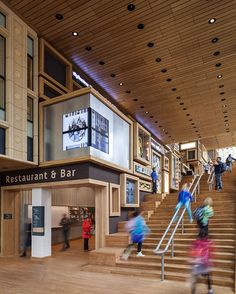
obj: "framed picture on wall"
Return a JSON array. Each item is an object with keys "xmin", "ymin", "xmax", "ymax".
[
  {"xmin": 187, "ymin": 149, "xmax": 197, "ymax": 161},
  {"xmin": 120, "ymin": 174, "xmax": 139, "ymax": 207},
  {"xmin": 164, "ymin": 156, "xmax": 169, "ymax": 171}
]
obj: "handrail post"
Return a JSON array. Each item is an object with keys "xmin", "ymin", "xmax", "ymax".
[
  {"xmin": 171, "ymin": 239, "xmax": 174, "ymax": 257},
  {"xmin": 161, "ymin": 254, "xmax": 165, "ymax": 281}
]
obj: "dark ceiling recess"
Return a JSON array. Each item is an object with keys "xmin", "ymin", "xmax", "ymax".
[
  {"xmin": 213, "ymin": 51, "xmax": 220, "ymax": 56},
  {"xmin": 212, "ymin": 37, "xmax": 219, "ymax": 43},
  {"xmin": 126, "ymin": 90, "xmax": 131, "ymax": 94},
  {"xmin": 137, "ymin": 24, "xmax": 145, "ymax": 29},
  {"xmin": 156, "ymin": 58, "xmax": 161, "ymax": 62},
  {"xmin": 110, "ymin": 74, "xmax": 116, "ymax": 77},
  {"xmin": 55, "ymin": 14, "xmax": 63, "ymax": 20},
  {"xmin": 161, "ymin": 68, "xmax": 167, "ymax": 73},
  {"xmin": 85, "ymin": 46, "xmax": 92, "ymax": 51},
  {"xmin": 147, "ymin": 42, "xmax": 154, "ymax": 47},
  {"xmin": 99, "ymin": 61, "xmax": 105, "ymax": 65},
  {"xmin": 127, "ymin": 3, "xmax": 135, "ymax": 11}
]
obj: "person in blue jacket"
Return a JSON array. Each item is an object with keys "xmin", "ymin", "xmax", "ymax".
[
  {"xmin": 150, "ymin": 167, "xmax": 158, "ymax": 194},
  {"xmin": 174, "ymin": 183, "xmax": 193, "ymax": 223}
]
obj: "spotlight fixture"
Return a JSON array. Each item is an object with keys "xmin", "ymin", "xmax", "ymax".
[
  {"xmin": 110, "ymin": 73, "xmax": 116, "ymax": 77},
  {"xmin": 156, "ymin": 58, "xmax": 162, "ymax": 63},
  {"xmin": 186, "ymin": 113, "xmax": 190, "ymax": 116},
  {"xmin": 195, "ymin": 130, "xmax": 199, "ymax": 133},
  {"xmin": 180, "ymin": 102, "xmax": 184, "ymax": 105},
  {"xmin": 172, "ymin": 88, "xmax": 177, "ymax": 91},
  {"xmin": 193, "ymin": 126, "xmax": 197, "ymax": 129},
  {"xmin": 217, "ymin": 74, "xmax": 223, "ymax": 79},
  {"xmin": 119, "ymin": 82, "xmax": 123, "ymax": 86},
  {"xmin": 145, "ymin": 111, "xmax": 149, "ymax": 114},
  {"xmin": 126, "ymin": 90, "xmax": 131, "ymax": 94},
  {"xmin": 219, "ymin": 84, "xmax": 224, "ymax": 88},
  {"xmin": 183, "ymin": 108, "xmax": 187, "ymax": 110},
  {"xmin": 166, "ymin": 78, "xmax": 172, "ymax": 82},
  {"xmin": 161, "ymin": 69, "xmax": 167, "ymax": 73},
  {"xmin": 220, "ymin": 92, "xmax": 225, "ymax": 95},
  {"xmin": 215, "ymin": 63, "xmax": 222, "ymax": 67},
  {"xmin": 72, "ymin": 31, "xmax": 79, "ymax": 36},
  {"xmin": 176, "ymin": 96, "xmax": 181, "ymax": 100},
  {"xmin": 213, "ymin": 51, "xmax": 220, "ymax": 56},
  {"xmin": 55, "ymin": 14, "xmax": 63, "ymax": 20},
  {"xmin": 99, "ymin": 61, "xmax": 105, "ymax": 65},
  {"xmin": 133, "ymin": 98, "xmax": 138, "ymax": 101},
  {"xmin": 85, "ymin": 46, "xmax": 92, "ymax": 51},
  {"xmin": 208, "ymin": 18, "xmax": 216, "ymax": 24},
  {"xmin": 191, "ymin": 123, "xmax": 195, "ymax": 125},
  {"xmin": 225, "ymin": 123, "xmax": 229, "ymax": 126},
  {"xmin": 127, "ymin": 3, "xmax": 135, "ymax": 11},
  {"xmin": 211, "ymin": 37, "xmax": 219, "ymax": 43},
  {"xmin": 137, "ymin": 23, "xmax": 145, "ymax": 29},
  {"xmin": 147, "ymin": 42, "xmax": 154, "ymax": 48},
  {"xmin": 221, "ymin": 98, "xmax": 226, "ymax": 101}
]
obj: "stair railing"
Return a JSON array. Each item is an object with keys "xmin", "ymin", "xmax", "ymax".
[
  {"xmin": 207, "ymin": 168, "xmax": 215, "ymax": 191},
  {"xmin": 153, "ymin": 174, "xmax": 202, "ymax": 281}
]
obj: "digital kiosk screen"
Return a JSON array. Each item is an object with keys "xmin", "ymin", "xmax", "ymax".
[{"xmin": 62, "ymin": 108, "xmax": 88, "ymax": 151}]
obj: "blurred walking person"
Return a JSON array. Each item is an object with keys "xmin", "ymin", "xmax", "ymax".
[
  {"xmin": 174, "ymin": 183, "xmax": 193, "ymax": 223},
  {"xmin": 20, "ymin": 219, "xmax": 31, "ymax": 257},
  {"xmin": 60, "ymin": 213, "xmax": 71, "ymax": 251}
]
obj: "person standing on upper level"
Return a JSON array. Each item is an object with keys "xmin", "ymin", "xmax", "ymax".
[
  {"xmin": 213, "ymin": 157, "xmax": 225, "ymax": 191},
  {"xmin": 150, "ymin": 167, "xmax": 158, "ymax": 194},
  {"xmin": 225, "ymin": 154, "xmax": 236, "ymax": 173},
  {"xmin": 174, "ymin": 183, "xmax": 193, "ymax": 223}
]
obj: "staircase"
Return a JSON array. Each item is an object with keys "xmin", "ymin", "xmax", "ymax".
[{"xmin": 89, "ymin": 170, "xmax": 235, "ymax": 290}]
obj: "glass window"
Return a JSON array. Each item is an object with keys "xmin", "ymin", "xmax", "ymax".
[
  {"xmin": 44, "ymin": 85, "xmax": 60, "ymax": 99},
  {"xmin": 0, "ymin": 12, "xmax": 6, "ymax": 28},
  {"xmin": 0, "ymin": 127, "xmax": 5, "ymax": 154},
  {"xmin": 27, "ymin": 97, "xmax": 34, "ymax": 161},
  {"xmin": 27, "ymin": 36, "xmax": 34, "ymax": 90},
  {"xmin": 0, "ymin": 35, "xmax": 5, "ymax": 120}
]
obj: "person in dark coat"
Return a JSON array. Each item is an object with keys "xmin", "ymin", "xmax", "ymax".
[
  {"xmin": 60, "ymin": 213, "xmax": 71, "ymax": 250},
  {"xmin": 20, "ymin": 220, "xmax": 31, "ymax": 257},
  {"xmin": 213, "ymin": 157, "xmax": 224, "ymax": 191}
]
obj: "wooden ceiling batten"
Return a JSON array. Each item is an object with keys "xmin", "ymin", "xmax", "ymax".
[{"xmin": 5, "ymin": 0, "xmax": 236, "ymax": 148}]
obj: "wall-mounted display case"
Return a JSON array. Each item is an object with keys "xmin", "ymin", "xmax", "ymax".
[
  {"xmin": 134, "ymin": 123, "xmax": 151, "ymax": 166},
  {"xmin": 170, "ymin": 153, "xmax": 180, "ymax": 190},
  {"xmin": 163, "ymin": 156, "xmax": 169, "ymax": 171},
  {"xmin": 133, "ymin": 161, "xmax": 152, "ymax": 180},
  {"xmin": 139, "ymin": 180, "xmax": 152, "ymax": 192},
  {"xmin": 109, "ymin": 183, "xmax": 120, "ymax": 216},
  {"xmin": 163, "ymin": 171, "xmax": 170, "ymax": 194},
  {"xmin": 151, "ymin": 150, "xmax": 162, "ymax": 194},
  {"xmin": 120, "ymin": 174, "xmax": 139, "ymax": 207}
]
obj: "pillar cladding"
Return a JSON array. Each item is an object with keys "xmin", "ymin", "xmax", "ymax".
[{"xmin": 31, "ymin": 188, "xmax": 51, "ymax": 258}]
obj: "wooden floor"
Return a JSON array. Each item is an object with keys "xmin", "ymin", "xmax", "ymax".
[{"xmin": 0, "ymin": 239, "xmax": 234, "ymax": 294}]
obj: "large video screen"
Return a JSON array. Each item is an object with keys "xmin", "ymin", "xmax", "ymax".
[
  {"xmin": 91, "ymin": 109, "xmax": 109, "ymax": 154},
  {"xmin": 62, "ymin": 108, "xmax": 88, "ymax": 151}
]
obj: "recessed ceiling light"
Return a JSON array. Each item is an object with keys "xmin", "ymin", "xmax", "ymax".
[
  {"xmin": 183, "ymin": 108, "xmax": 187, "ymax": 110},
  {"xmin": 217, "ymin": 74, "xmax": 223, "ymax": 79},
  {"xmin": 172, "ymin": 88, "xmax": 177, "ymax": 91},
  {"xmin": 211, "ymin": 37, "xmax": 219, "ymax": 43},
  {"xmin": 166, "ymin": 78, "xmax": 172, "ymax": 82},
  {"xmin": 155, "ymin": 121, "xmax": 158, "ymax": 123},
  {"xmin": 110, "ymin": 74, "xmax": 116, "ymax": 77},
  {"xmin": 213, "ymin": 51, "xmax": 220, "ymax": 56},
  {"xmin": 224, "ymin": 115, "xmax": 228, "ymax": 118},
  {"xmin": 215, "ymin": 63, "xmax": 222, "ymax": 67},
  {"xmin": 189, "ymin": 119, "xmax": 193, "ymax": 121},
  {"xmin": 99, "ymin": 61, "xmax": 105, "ymax": 65},
  {"xmin": 147, "ymin": 42, "xmax": 154, "ymax": 48},
  {"xmin": 159, "ymin": 125, "xmax": 163, "ymax": 128},
  {"xmin": 85, "ymin": 46, "xmax": 92, "ymax": 51},
  {"xmin": 222, "ymin": 104, "xmax": 227, "ymax": 108},
  {"xmin": 219, "ymin": 84, "xmax": 224, "ymax": 88},
  {"xmin": 137, "ymin": 23, "xmax": 145, "ymax": 29},
  {"xmin": 161, "ymin": 68, "xmax": 167, "ymax": 73},
  {"xmin": 150, "ymin": 116, "xmax": 153, "ymax": 118},
  {"xmin": 168, "ymin": 135, "xmax": 171, "ymax": 138},
  {"xmin": 72, "ymin": 31, "xmax": 79, "ymax": 36},
  {"xmin": 226, "ymin": 130, "xmax": 230, "ymax": 132},
  {"xmin": 193, "ymin": 126, "xmax": 197, "ymax": 129},
  {"xmin": 176, "ymin": 96, "xmax": 181, "ymax": 100},
  {"xmin": 225, "ymin": 123, "xmax": 229, "ymax": 126},
  {"xmin": 186, "ymin": 114, "xmax": 190, "ymax": 116},
  {"xmin": 191, "ymin": 123, "xmax": 195, "ymax": 125},
  {"xmin": 140, "ymin": 106, "xmax": 144, "ymax": 108},
  {"xmin": 133, "ymin": 98, "xmax": 138, "ymax": 101},
  {"xmin": 221, "ymin": 98, "xmax": 226, "ymax": 101},
  {"xmin": 224, "ymin": 119, "xmax": 229, "ymax": 122},
  {"xmin": 208, "ymin": 18, "xmax": 216, "ymax": 24},
  {"xmin": 119, "ymin": 82, "xmax": 123, "ymax": 86},
  {"xmin": 145, "ymin": 111, "xmax": 149, "ymax": 114},
  {"xmin": 126, "ymin": 90, "xmax": 131, "ymax": 94},
  {"xmin": 127, "ymin": 3, "xmax": 135, "ymax": 11},
  {"xmin": 180, "ymin": 102, "xmax": 184, "ymax": 105},
  {"xmin": 156, "ymin": 58, "xmax": 162, "ymax": 63},
  {"xmin": 220, "ymin": 92, "xmax": 225, "ymax": 95},
  {"xmin": 222, "ymin": 110, "xmax": 227, "ymax": 113},
  {"xmin": 55, "ymin": 14, "xmax": 63, "ymax": 20}
]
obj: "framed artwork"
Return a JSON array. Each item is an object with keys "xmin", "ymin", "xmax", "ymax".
[
  {"xmin": 139, "ymin": 180, "xmax": 152, "ymax": 192},
  {"xmin": 164, "ymin": 156, "xmax": 169, "ymax": 171},
  {"xmin": 120, "ymin": 174, "xmax": 139, "ymax": 207},
  {"xmin": 109, "ymin": 183, "xmax": 121, "ymax": 216},
  {"xmin": 187, "ymin": 149, "xmax": 197, "ymax": 161},
  {"xmin": 151, "ymin": 150, "xmax": 162, "ymax": 194},
  {"xmin": 134, "ymin": 122, "xmax": 151, "ymax": 165}
]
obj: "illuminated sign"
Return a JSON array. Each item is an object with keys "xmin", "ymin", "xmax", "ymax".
[
  {"xmin": 72, "ymin": 71, "xmax": 89, "ymax": 87},
  {"xmin": 180, "ymin": 142, "xmax": 197, "ymax": 151}
]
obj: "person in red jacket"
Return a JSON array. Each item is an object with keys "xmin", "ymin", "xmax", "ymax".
[{"xmin": 82, "ymin": 215, "xmax": 92, "ymax": 251}]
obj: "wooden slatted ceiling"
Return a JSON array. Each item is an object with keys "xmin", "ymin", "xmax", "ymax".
[{"xmin": 5, "ymin": 0, "xmax": 236, "ymax": 148}]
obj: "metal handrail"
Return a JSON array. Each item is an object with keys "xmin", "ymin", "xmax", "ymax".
[
  {"xmin": 153, "ymin": 174, "xmax": 202, "ymax": 281},
  {"xmin": 207, "ymin": 168, "xmax": 215, "ymax": 191}
]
